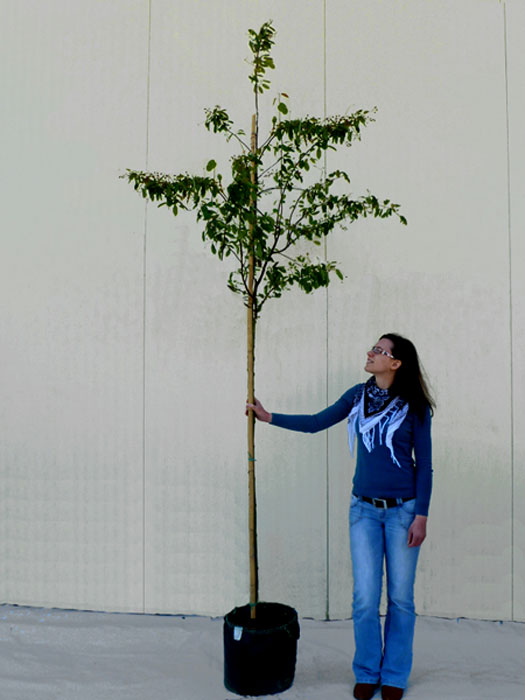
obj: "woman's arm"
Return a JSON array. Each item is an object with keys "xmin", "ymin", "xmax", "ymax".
[
  {"xmin": 408, "ymin": 406, "xmax": 432, "ymax": 546},
  {"xmin": 413, "ymin": 407, "xmax": 433, "ymax": 516},
  {"xmin": 246, "ymin": 385, "xmax": 362, "ymax": 434}
]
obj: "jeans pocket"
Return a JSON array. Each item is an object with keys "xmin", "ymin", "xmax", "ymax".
[
  {"xmin": 398, "ymin": 498, "xmax": 416, "ymax": 527},
  {"xmin": 350, "ymin": 496, "xmax": 362, "ymax": 525},
  {"xmin": 400, "ymin": 498, "xmax": 416, "ymax": 513}
]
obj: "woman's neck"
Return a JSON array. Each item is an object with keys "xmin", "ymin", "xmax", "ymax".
[{"xmin": 374, "ymin": 373, "xmax": 395, "ymax": 390}]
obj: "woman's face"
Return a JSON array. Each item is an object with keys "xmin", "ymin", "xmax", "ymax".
[{"xmin": 365, "ymin": 337, "xmax": 396, "ymax": 374}]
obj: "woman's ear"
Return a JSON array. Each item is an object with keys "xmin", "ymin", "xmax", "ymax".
[{"xmin": 392, "ymin": 359, "xmax": 402, "ymax": 371}]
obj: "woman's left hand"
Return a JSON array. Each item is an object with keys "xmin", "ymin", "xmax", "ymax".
[{"xmin": 407, "ymin": 515, "xmax": 427, "ymax": 547}]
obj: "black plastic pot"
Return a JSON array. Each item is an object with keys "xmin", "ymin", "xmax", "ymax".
[{"xmin": 223, "ymin": 602, "xmax": 300, "ymax": 696}]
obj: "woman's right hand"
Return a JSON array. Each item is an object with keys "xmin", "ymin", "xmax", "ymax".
[{"xmin": 245, "ymin": 397, "xmax": 272, "ymax": 423}]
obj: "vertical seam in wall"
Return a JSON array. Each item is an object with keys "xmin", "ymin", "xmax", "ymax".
[
  {"xmin": 323, "ymin": 0, "xmax": 330, "ymax": 621},
  {"xmin": 502, "ymin": 1, "xmax": 514, "ymax": 622},
  {"xmin": 142, "ymin": 0, "xmax": 153, "ymax": 615}
]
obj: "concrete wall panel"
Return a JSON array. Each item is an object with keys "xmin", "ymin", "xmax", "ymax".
[
  {"xmin": 143, "ymin": 0, "xmax": 328, "ymax": 616},
  {"xmin": 0, "ymin": 0, "xmax": 149, "ymax": 611},
  {"xmin": 506, "ymin": 0, "xmax": 525, "ymax": 622},
  {"xmin": 325, "ymin": 0, "xmax": 511, "ymax": 619}
]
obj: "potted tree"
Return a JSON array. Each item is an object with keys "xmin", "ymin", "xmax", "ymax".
[{"xmin": 124, "ymin": 21, "xmax": 405, "ymax": 696}]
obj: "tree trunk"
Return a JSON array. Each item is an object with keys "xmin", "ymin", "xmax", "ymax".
[{"xmin": 247, "ymin": 113, "xmax": 258, "ymax": 619}]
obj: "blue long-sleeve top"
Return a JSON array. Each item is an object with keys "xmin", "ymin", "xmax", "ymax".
[{"xmin": 270, "ymin": 384, "xmax": 433, "ymax": 516}]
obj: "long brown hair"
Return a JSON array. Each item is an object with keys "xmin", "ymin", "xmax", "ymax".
[{"xmin": 381, "ymin": 333, "xmax": 435, "ymax": 419}]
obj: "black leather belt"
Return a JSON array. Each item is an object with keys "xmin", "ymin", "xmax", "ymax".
[{"xmin": 359, "ymin": 495, "xmax": 414, "ymax": 509}]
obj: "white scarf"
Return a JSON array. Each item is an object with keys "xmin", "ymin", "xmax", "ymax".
[{"xmin": 347, "ymin": 386, "xmax": 409, "ymax": 468}]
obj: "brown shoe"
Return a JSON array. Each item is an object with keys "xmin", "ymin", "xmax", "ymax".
[
  {"xmin": 353, "ymin": 683, "xmax": 378, "ymax": 700},
  {"xmin": 381, "ymin": 686, "xmax": 404, "ymax": 700}
]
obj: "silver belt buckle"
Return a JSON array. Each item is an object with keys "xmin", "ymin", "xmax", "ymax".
[{"xmin": 372, "ymin": 497, "xmax": 388, "ymax": 508}]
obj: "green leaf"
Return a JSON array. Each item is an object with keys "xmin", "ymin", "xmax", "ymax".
[
  {"xmin": 206, "ymin": 159, "xmax": 217, "ymax": 172},
  {"xmin": 277, "ymin": 102, "xmax": 288, "ymax": 115}
]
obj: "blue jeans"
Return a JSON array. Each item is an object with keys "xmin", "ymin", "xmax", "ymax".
[{"xmin": 349, "ymin": 494, "xmax": 420, "ymax": 689}]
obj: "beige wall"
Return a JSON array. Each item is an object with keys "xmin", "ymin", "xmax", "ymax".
[{"xmin": 0, "ymin": 0, "xmax": 523, "ymax": 620}]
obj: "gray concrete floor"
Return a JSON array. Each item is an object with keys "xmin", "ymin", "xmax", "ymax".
[{"xmin": 0, "ymin": 605, "xmax": 523, "ymax": 699}]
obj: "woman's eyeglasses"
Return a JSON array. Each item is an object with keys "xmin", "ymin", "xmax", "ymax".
[{"xmin": 370, "ymin": 346, "xmax": 395, "ymax": 359}]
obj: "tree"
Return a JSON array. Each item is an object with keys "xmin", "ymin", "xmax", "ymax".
[{"xmin": 124, "ymin": 20, "xmax": 406, "ymax": 619}]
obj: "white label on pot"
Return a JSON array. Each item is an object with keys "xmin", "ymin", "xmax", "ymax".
[{"xmin": 233, "ymin": 626, "xmax": 243, "ymax": 641}]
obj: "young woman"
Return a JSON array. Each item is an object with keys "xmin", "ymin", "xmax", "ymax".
[{"xmin": 247, "ymin": 333, "xmax": 434, "ymax": 700}]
